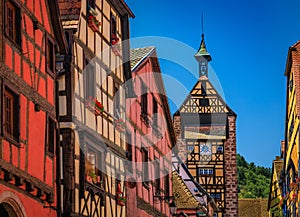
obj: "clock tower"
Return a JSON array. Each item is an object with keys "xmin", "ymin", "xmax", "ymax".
[{"xmin": 173, "ymin": 33, "xmax": 238, "ymax": 217}]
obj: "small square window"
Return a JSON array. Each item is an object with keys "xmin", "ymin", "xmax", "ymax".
[
  {"xmin": 5, "ymin": 0, "xmax": 21, "ymax": 45},
  {"xmin": 200, "ymin": 98, "xmax": 209, "ymax": 107},
  {"xmin": 217, "ymin": 146, "xmax": 223, "ymax": 153},
  {"xmin": 187, "ymin": 145, "xmax": 194, "ymax": 153}
]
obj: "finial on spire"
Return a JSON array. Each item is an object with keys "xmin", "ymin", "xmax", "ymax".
[{"xmin": 201, "ymin": 12, "xmax": 204, "ymax": 36}]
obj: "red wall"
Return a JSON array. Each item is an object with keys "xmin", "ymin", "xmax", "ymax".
[{"xmin": 0, "ymin": 0, "xmax": 58, "ymax": 215}]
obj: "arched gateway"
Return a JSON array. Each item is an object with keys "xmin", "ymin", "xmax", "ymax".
[{"xmin": 0, "ymin": 191, "xmax": 26, "ymax": 217}]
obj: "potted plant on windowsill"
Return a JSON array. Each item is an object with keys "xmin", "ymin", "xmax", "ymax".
[
  {"xmin": 117, "ymin": 193, "xmax": 126, "ymax": 206},
  {"xmin": 111, "ymin": 34, "xmax": 121, "ymax": 56},
  {"xmin": 88, "ymin": 15, "xmax": 101, "ymax": 32},
  {"xmin": 85, "ymin": 96, "xmax": 104, "ymax": 115},
  {"xmin": 114, "ymin": 118, "xmax": 125, "ymax": 132}
]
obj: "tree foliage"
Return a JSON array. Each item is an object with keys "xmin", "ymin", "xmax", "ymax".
[{"xmin": 237, "ymin": 153, "xmax": 271, "ymax": 198}]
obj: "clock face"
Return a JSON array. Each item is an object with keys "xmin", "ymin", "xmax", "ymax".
[{"xmin": 200, "ymin": 143, "xmax": 211, "ymax": 155}]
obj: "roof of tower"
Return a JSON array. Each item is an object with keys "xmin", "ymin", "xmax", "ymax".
[{"xmin": 194, "ymin": 34, "xmax": 212, "ymax": 62}]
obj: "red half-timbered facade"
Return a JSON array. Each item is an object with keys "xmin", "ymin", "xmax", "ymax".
[
  {"xmin": 0, "ymin": 0, "xmax": 67, "ymax": 216},
  {"xmin": 125, "ymin": 46, "xmax": 175, "ymax": 217}
]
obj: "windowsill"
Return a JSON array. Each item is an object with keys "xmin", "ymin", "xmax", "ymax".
[
  {"xmin": 4, "ymin": 35, "xmax": 22, "ymax": 52},
  {"xmin": 3, "ymin": 135, "xmax": 20, "ymax": 147}
]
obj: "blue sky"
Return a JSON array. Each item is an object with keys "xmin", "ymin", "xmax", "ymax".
[{"xmin": 126, "ymin": 0, "xmax": 300, "ymax": 167}]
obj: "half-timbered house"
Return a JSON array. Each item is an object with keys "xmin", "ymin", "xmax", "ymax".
[
  {"xmin": 173, "ymin": 34, "xmax": 238, "ymax": 217},
  {"xmin": 125, "ymin": 46, "xmax": 175, "ymax": 217},
  {"xmin": 0, "ymin": 0, "xmax": 67, "ymax": 216},
  {"xmin": 267, "ymin": 155, "xmax": 283, "ymax": 217},
  {"xmin": 280, "ymin": 40, "xmax": 300, "ymax": 217},
  {"xmin": 57, "ymin": 0, "xmax": 134, "ymax": 216}
]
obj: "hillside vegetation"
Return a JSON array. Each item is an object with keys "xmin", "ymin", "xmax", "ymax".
[{"xmin": 237, "ymin": 154, "xmax": 271, "ymax": 198}]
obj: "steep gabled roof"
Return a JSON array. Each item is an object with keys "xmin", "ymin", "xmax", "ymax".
[
  {"xmin": 130, "ymin": 46, "xmax": 176, "ymax": 146},
  {"xmin": 130, "ymin": 46, "xmax": 155, "ymax": 70},
  {"xmin": 172, "ymin": 155, "xmax": 218, "ymax": 212},
  {"xmin": 174, "ymin": 76, "xmax": 236, "ymax": 116}
]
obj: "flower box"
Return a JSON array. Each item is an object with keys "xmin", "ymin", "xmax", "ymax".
[
  {"xmin": 85, "ymin": 97, "xmax": 104, "ymax": 115},
  {"xmin": 88, "ymin": 15, "xmax": 101, "ymax": 32},
  {"xmin": 117, "ymin": 192, "xmax": 126, "ymax": 206},
  {"xmin": 111, "ymin": 34, "xmax": 119, "ymax": 45},
  {"xmin": 115, "ymin": 118, "xmax": 125, "ymax": 132}
]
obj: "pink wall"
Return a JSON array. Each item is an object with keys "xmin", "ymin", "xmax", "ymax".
[{"xmin": 126, "ymin": 54, "xmax": 173, "ymax": 217}]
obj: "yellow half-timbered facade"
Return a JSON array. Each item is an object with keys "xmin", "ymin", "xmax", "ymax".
[
  {"xmin": 281, "ymin": 40, "xmax": 300, "ymax": 217},
  {"xmin": 57, "ymin": 0, "xmax": 134, "ymax": 216},
  {"xmin": 268, "ymin": 156, "xmax": 283, "ymax": 217}
]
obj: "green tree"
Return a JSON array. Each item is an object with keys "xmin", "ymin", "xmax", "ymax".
[{"xmin": 237, "ymin": 154, "xmax": 271, "ymax": 198}]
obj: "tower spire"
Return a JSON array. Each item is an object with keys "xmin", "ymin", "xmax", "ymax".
[{"xmin": 194, "ymin": 12, "xmax": 212, "ymax": 78}]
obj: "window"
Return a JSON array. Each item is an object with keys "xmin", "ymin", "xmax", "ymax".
[
  {"xmin": 46, "ymin": 38, "xmax": 55, "ymax": 74},
  {"xmin": 110, "ymin": 14, "xmax": 117, "ymax": 40},
  {"xmin": 199, "ymin": 168, "xmax": 214, "ymax": 176},
  {"xmin": 210, "ymin": 193, "xmax": 221, "ymax": 201},
  {"xmin": 164, "ymin": 174, "xmax": 170, "ymax": 197},
  {"xmin": 85, "ymin": 148, "xmax": 103, "ymax": 185},
  {"xmin": 200, "ymin": 98, "xmax": 209, "ymax": 107},
  {"xmin": 126, "ymin": 133, "xmax": 132, "ymax": 173},
  {"xmin": 84, "ymin": 58, "xmax": 95, "ymax": 99},
  {"xmin": 153, "ymin": 97, "xmax": 158, "ymax": 127},
  {"xmin": 88, "ymin": 0, "xmax": 95, "ymax": 8},
  {"xmin": 142, "ymin": 147, "xmax": 149, "ymax": 182},
  {"xmin": 154, "ymin": 160, "xmax": 160, "ymax": 194},
  {"xmin": 46, "ymin": 116, "xmax": 56, "ymax": 154},
  {"xmin": 3, "ymin": 87, "xmax": 19, "ymax": 143},
  {"xmin": 187, "ymin": 145, "xmax": 194, "ymax": 153},
  {"xmin": 5, "ymin": 0, "xmax": 21, "ymax": 45},
  {"xmin": 141, "ymin": 83, "xmax": 147, "ymax": 116},
  {"xmin": 217, "ymin": 146, "xmax": 223, "ymax": 153},
  {"xmin": 289, "ymin": 78, "xmax": 293, "ymax": 92},
  {"xmin": 114, "ymin": 83, "xmax": 120, "ymax": 117}
]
